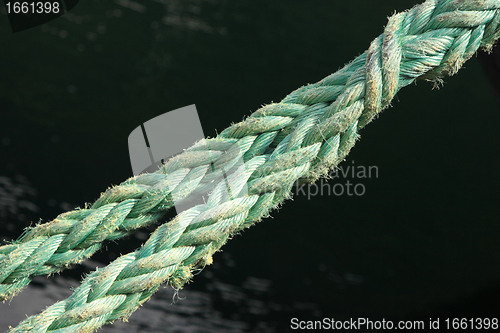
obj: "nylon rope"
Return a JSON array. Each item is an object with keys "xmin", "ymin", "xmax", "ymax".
[{"xmin": 2, "ymin": 0, "xmax": 500, "ymax": 331}]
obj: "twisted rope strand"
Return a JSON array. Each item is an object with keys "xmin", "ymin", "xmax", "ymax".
[{"xmin": 4, "ymin": 0, "xmax": 500, "ymax": 331}]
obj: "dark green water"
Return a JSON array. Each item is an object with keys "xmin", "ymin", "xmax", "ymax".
[{"xmin": 1, "ymin": 1, "xmax": 500, "ymax": 332}]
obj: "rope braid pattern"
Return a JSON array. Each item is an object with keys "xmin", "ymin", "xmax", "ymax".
[{"xmin": 3, "ymin": 0, "xmax": 500, "ymax": 331}]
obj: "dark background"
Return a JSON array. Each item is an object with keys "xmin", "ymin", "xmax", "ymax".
[{"xmin": 1, "ymin": 0, "xmax": 500, "ymax": 332}]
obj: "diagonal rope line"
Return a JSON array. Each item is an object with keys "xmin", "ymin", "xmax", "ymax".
[{"xmin": 3, "ymin": 0, "xmax": 500, "ymax": 331}]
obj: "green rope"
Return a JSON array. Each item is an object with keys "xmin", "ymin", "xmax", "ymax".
[{"xmin": 3, "ymin": 0, "xmax": 500, "ymax": 331}]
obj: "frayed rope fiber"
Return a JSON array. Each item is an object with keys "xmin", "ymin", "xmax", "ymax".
[{"xmin": 3, "ymin": 0, "xmax": 500, "ymax": 331}]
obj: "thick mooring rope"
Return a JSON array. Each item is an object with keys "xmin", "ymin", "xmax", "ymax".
[{"xmin": 3, "ymin": 0, "xmax": 500, "ymax": 331}]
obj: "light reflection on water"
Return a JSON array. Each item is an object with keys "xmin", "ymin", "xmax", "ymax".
[
  {"xmin": 41, "ymin": 0, "xmax": 228, "ymax": 43},
  {"xmin": 0, "ymin": 175, "xmax": 39, "ymax": 224},
  {"xmin": 0, "ymin": 273, "xmax": 277, "ymax": 332}
]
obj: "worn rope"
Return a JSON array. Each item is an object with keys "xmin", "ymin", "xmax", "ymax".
[{"xmin": 3, "ymin": 0, "xmax": 500, "ymax": 331}]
